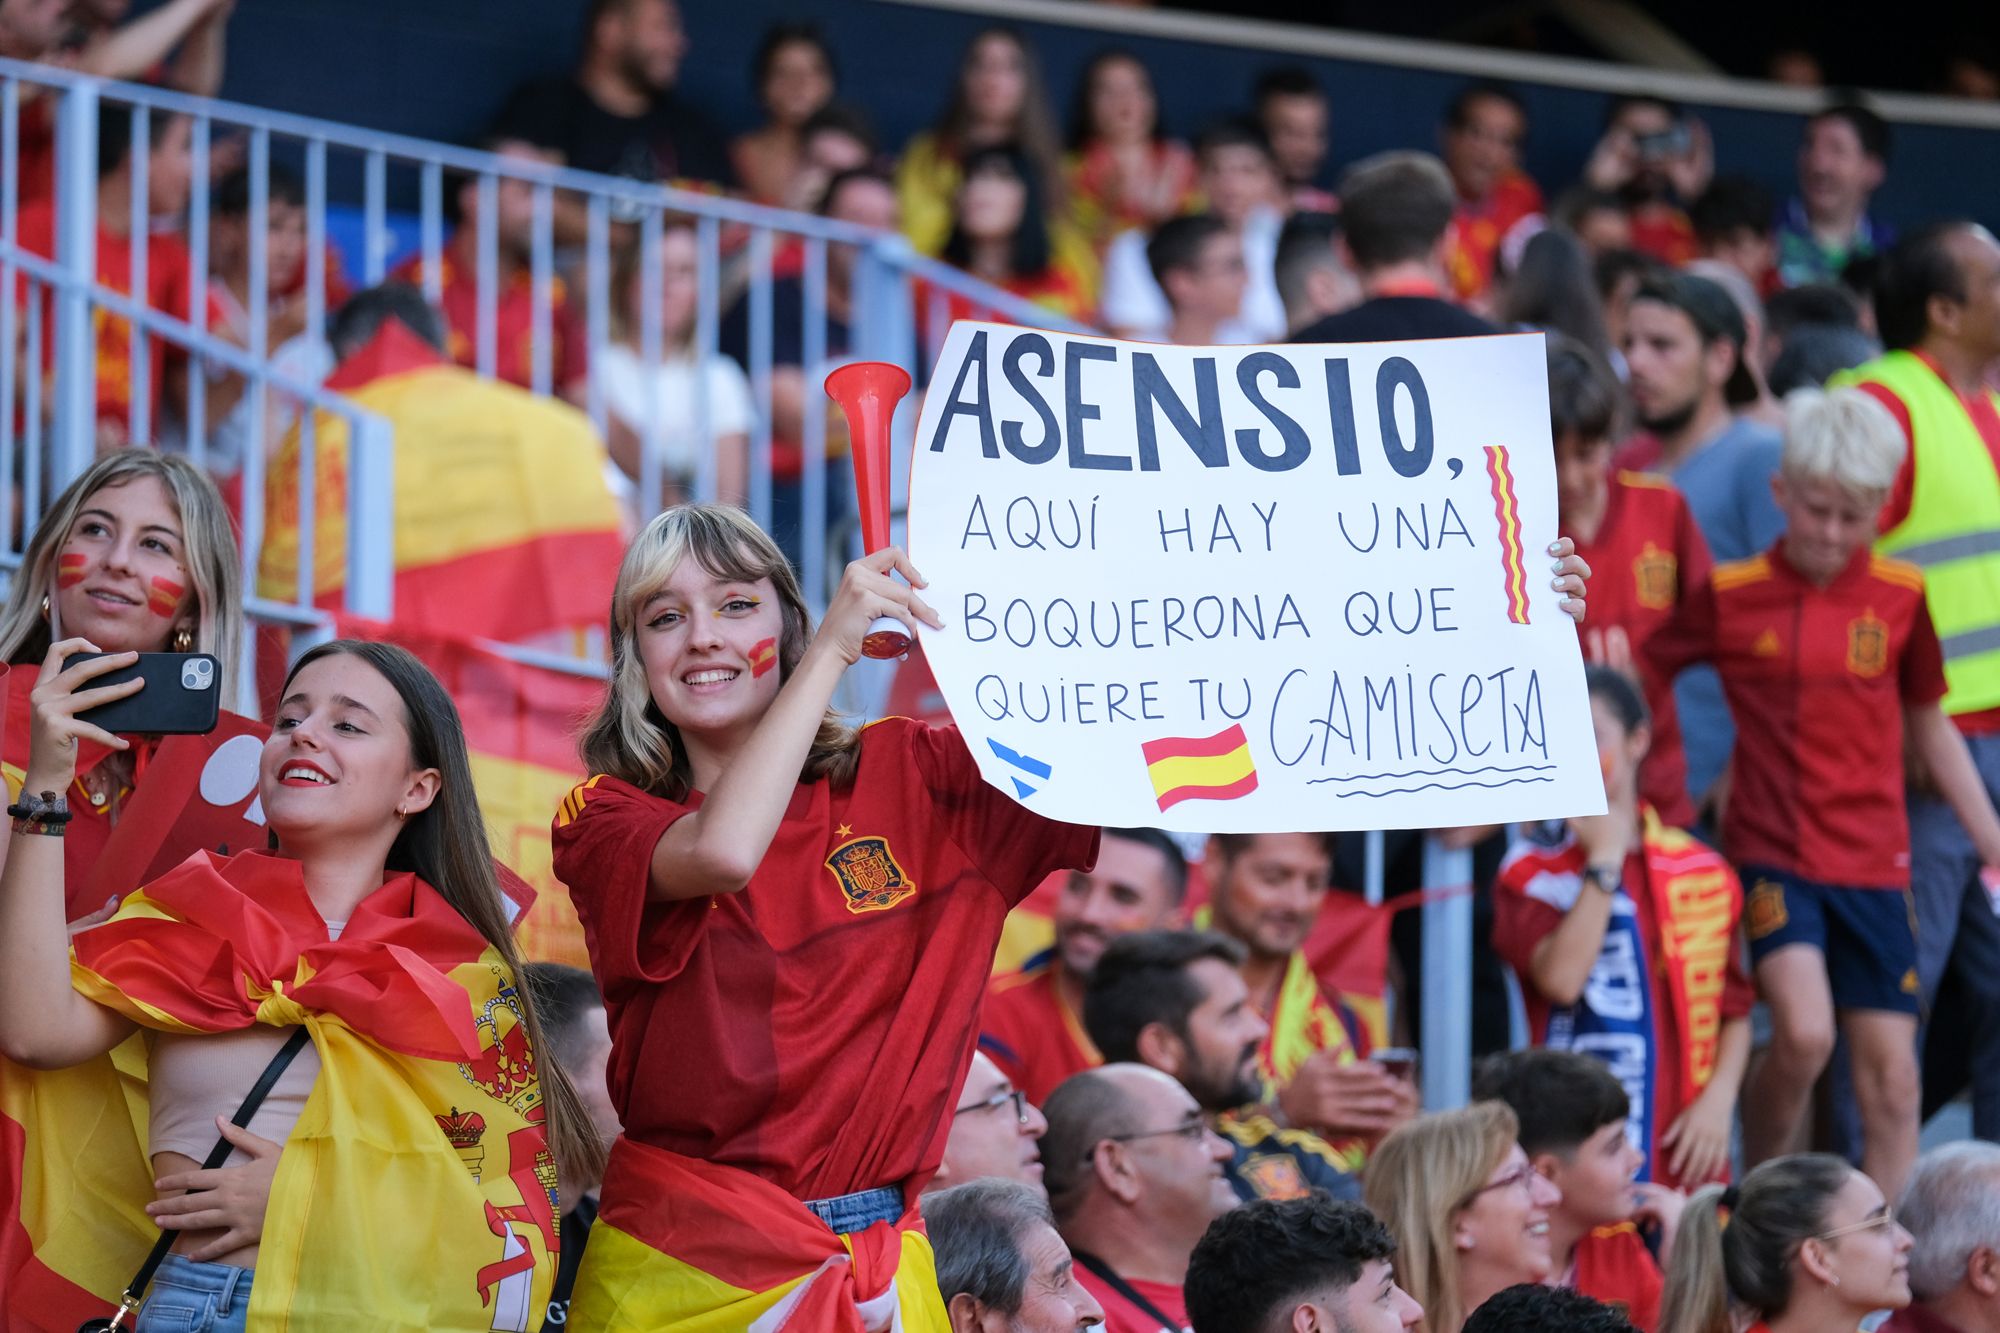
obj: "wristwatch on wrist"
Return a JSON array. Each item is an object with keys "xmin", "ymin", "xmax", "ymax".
[{"xmin": 1581, "ymin": 864, "xmax": 1620, "ymax": 896}]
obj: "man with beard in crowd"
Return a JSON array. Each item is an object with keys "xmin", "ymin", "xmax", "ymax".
[
  {"xmin": 1612, "ymin": 272, "xmax": 1785, "ymax": 822},
  {"xmin": 1086, "ymin": 929, "xmax": 1361, "ymax": 1202},
  {"xmin": 1199, "ymin": 833, "xmax": 1418, "ymax": 1173}
]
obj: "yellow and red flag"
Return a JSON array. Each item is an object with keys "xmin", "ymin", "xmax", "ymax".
[
  {"xmin": 1141, "ymin": 724, "xmax": 1259, "ymax": 811},
  {"xmin": 344, "ymin": 618, "xmax": 599, "ymax": 966},
  {"xmin": 571, "ymin": 1137, "xmax": 948, "ymax": 1332},
  {"xmin": 34, "ymin": 849, "xmax": 563, "ymax": 1329},
  {"xmin": 257, "ymin": 321, "xmax": 623, "ymax": 646},
  {"xmin": 1485, "ymin": 444, "xmax": 1531, "ymax": 625}
]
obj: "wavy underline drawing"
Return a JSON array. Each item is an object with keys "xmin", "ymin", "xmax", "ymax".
[
  {"xmin": 1310, "ymin": 776, "xmax": 1557, "ymax": 796},
  {"xmin": 1312, "ymin": 764, "xmax": 1557, "ymax": 782}
]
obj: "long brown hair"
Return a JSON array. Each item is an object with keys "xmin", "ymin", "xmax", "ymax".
[
  {"xmin": 0, "ymin": 451, "xmax": 245, "ymax": 710},
  {"xmin": 281, "ymin": 639, "xmax": 605, "ymax": 1187},
  {"xmin": 1364, "ymin": 1101, "xmax": 1520, "ymax": 1333},
  {"xmin": 931, "ymin": 27, "xmax": 1065, "ymax": 215},
  {"xmin": 579, "ymin": 504, "xmax": 860, "ymax": 798}
]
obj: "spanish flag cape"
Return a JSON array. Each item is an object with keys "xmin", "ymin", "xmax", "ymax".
[
  {"xmin": 570, "ymin": 1136, "xmax": 948, "ymax": 1333},
  {"xmin": 6, "ymin": 848, "xmax": 560, "ymax": 1331},
  {"xmin": 255, "ymin": 319, "xmax": 623, "ymax": 644},
  {"xmin": 1634, "ymin": 807, "xmax": 1744, "ymax": 1188}
]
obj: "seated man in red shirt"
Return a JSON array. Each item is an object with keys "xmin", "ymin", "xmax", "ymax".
[
  {"xmin": 982, "ymin": 827, "xmax": 1188, "ymax": 1104},
  {"xmin": 1644, "ymin": 386, "xmax": 2000, "ymax": 1200},
  {"xmin": 1040, "ymin": 1064, "xmax": 1237, "ymax": 1333},
  {"xmin": 392, "ymin": 137, "xmax": 589, "ymax": 402},
  {"xmin": 1547, "ymin": 334, "xmax": 1711, "ymax": 827},
  {"xmin": 1474, "ymin": 1049, "xmax": 1684, "ymax": 1332},
  {"xmin": 14, "ymin": 100, "xmax": 227, "ymax": 447}
]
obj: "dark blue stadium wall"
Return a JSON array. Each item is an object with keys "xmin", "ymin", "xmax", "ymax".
[{"xmin": 214, "ymin": 0, "xmax": 1991, "ymax": 231}]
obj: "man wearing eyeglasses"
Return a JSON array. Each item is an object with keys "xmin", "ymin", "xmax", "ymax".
[
  {"xmin": 1040, "ymin": 1064, "xmax": 1238, "ymax": 1333},
  {"xmin": 928, "ymin": 1051, "xmax": 1052, "ymax": 1198}
]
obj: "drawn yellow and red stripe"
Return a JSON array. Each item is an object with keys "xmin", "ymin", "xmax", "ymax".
[
  {"xmin": 1142, "ymin": 724, "xmax": 1259, "ymax": 811},
  {"xmin": 1484, "ymin": 445, "xmax": 1531, "ymax": 625},
  {"xmin": 749, "ymin": 637, "xmax": 778, "ymax": 679},
  {"xmin": 56, "ymin": 552, "xmax": 87, "ymax": 588}
]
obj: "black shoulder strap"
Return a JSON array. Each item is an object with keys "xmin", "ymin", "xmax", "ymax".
[
  {"xmin": 1070, "ymin": 1249, "xmax": 1182, "ymax": 1332},
  {"xmin": 113, "ymin": 1026, "xmax": 314, "ymax": 1314}
]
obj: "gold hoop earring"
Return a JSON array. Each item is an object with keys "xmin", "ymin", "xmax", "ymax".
[
  {"xmin": 172, "ymin": 624, "xmax": 194, "ymax": 653},
  {"xmin": 38, "ymin": 595, "xmax": 49, "ymax": 622}
]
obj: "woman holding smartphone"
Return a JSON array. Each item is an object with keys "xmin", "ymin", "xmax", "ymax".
[
  {"xmin": 0, "ymin": 450, "xmax": 245, "ymax": 921},
  {"xmin": 0, "ymin": 638, "xmax": 598, "ymax": 1330}
]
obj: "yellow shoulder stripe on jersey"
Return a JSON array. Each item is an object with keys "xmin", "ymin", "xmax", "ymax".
[
  {"xmin": 557, "ymin": 774, "xmax": 607, "ymax": 828},
  {"xmin": 1711, "ymin": 554, "xmax": 1772, "ymax": 590}
]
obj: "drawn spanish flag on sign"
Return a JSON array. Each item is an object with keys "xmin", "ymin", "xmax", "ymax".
[
  {"xmin": 1142, "ymin": 724, "xmax": 1259, "ymax": 811},
  {"xmin": 1484, "ymin": 444, "xmax": 1531, "ymax": 625}
]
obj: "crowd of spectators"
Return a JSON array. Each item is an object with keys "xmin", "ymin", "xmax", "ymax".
[{"xmin": 6, "ymin": 2, "xmax": 2000, "ymax": 1329}]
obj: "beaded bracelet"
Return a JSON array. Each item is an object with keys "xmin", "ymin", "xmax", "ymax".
[{"xmin": 7, "ymin": 789, "xmax": 71, "ymax": 837}]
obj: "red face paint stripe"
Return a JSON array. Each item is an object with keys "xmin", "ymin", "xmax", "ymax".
[
  {"xmin": 749, "ymin": 638, "xmax": 778, "ymax": 678},
  {"xmin": 147, "ymin": 576, "xmax": 185, "ymax": 618},
  {"xmin": 56, "ymin": 552, "xmax": 87, "ymax": 588}
]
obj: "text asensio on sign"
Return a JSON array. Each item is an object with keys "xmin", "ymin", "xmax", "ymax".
[{"xmin": 908, "ymin": 321, "xmax": 1606, "ymax": 833}]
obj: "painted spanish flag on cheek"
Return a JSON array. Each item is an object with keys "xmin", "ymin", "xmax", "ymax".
[
  {"xmin": 55, "ymin": 552, "xmax": 87, "ymax": 589},
  {"xmin": 145, "ymin": 576, "xmax": 183, "ymax": 619},
  {"xmin": 1142, "ymin": 724, "xmax": 1259, "ymax": 811}
]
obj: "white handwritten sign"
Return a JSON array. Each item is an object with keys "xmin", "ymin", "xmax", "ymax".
[{"xmin": 908, "ymin": 322, "xmax": 1606, "ymax": 833}]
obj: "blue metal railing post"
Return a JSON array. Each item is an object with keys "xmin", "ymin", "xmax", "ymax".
[
  {"xmin": 344, "ymin": 411, "xmax": 395, "ymax": 622},
  {"xmin": 1420, "ymin": 836, "xmax": 1475, "ymax": 1110},
  {"xmin": 854, "ymin": 235, "xmax": 917, "ymax": 532},
  {"xmin": 50, "ymin": 77, "xmax": 98, "ymax": 487}
]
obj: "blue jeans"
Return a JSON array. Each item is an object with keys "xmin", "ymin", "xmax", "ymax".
[
  {"xmin": 803, "ymin": 1185, "xmax": 903, "ymax": 1235},
  {"xmin": 1909, "ymin": 730, "xmax": 2000, "ymax": 1137},
  {"xmin": 135, "ymin": 1253, "xmax": 252, "ymax": 1333}
]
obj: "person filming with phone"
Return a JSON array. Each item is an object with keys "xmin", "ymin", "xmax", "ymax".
[
  {"xmin": 0, "ymin": 638, "xmax": 598, "ymax": 1329},
  {"xmin": 0, "ymin": 451, "xmax": 246, "ymax": 924}
]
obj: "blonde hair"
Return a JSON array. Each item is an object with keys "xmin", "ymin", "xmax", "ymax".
[
  {"xmin": 578, "ymin": 503, "xmax": 860, "ymax": 797},
  {"xmin": 0, "ymin": 451, "xmax": 244, "ymax": 711},
  {"xmin": 1659, "ymin": 1153, "xmax": 1855, "ymax": 1333},
  {"xmin": 1364, "ymin": 1101, "xmax": 1519, "ymax": 1333},
  {"xmin": 1780, "ymin": 386, "xmax": 1907, "ymax": 498}
]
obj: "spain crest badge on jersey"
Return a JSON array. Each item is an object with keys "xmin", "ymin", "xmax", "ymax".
[
  {"xmin": 1633, "ymin": 542, "xmax": 1677, "ymax": 611},
  {"xmin": 1848, "ymin": 609, "xmax": 1889, "ymax": 678},
  {"xmin": 825, "ymin": 835, "xmax": 916, "ymax": 913}
]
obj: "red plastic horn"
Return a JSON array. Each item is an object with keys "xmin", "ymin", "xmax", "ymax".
[{"xmin": 826, "ymin": 360, "xmax": 914, "ymax": 659}]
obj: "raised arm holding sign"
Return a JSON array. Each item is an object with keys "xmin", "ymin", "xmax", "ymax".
[{"xmin": 908, "ymin": 322, "xmax": 1602, "ymax": 833}]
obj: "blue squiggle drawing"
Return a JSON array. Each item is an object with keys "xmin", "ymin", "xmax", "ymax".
[
  {"xmin": 1310, "ymin": 776, "xmax": 1557, "ymax": 797},
  {"xmin": 1316, "ymin": 764, "xmax": 1556, "ymax": 782}
]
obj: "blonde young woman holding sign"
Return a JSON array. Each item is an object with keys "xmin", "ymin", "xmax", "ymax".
[{"xmin": 553, "ymin": 501, "xmax": 1594, "ymax": 1328}]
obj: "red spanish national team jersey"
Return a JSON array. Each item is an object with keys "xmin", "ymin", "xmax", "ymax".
[
  {"xmin": 392, "ymin": 244, "xmax": 589, "ymax": 394},
  {"xmin": 1446, "ymin": 170, "xmax": 1544, "ymax": 302},
  {"xmin": 551, "ymin": 718, "xmax": 1098, "ymax": 1204},
  {"xmin": 1565, "ymin": 471, "xmax": 1713, "ymax": 826},
  {"xmin": 1573, "ymin": 1221, "xmax": 1664, "ymax": 1333},
  {"xmin": 1643, "ymin": 544, "xmax": 1947, "ymax": 887},
  {"xmin": 980, "ymin": 956, "xmax": 1102, "ymax": 1105},
  {"xmin": 13, "ymin": 201, "xmax": 224, "ymax": 439}
]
